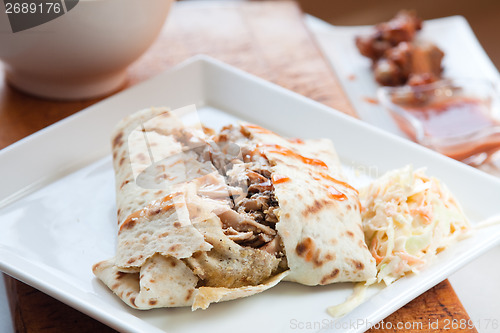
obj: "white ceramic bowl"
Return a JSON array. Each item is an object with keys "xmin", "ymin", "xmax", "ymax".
[{"xmin": 0, "ymin": 0, "xmax": 173, "ymax": 100}]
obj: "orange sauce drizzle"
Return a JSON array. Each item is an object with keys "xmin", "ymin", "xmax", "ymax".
[
  {"xmin": 119, "ymin": 192, "xmax": 182, "ymax": 233},
  {"xmin": 317, "ymin": 172, "xmax": 359, "ymax": 195},
  {"xmin": 256, "ymin": 142, "xmax": 359, "ymax": 204},
  {"xmin": 325, "ymin": 186, "xmax": 348, "ymax": 201},
  {"xmin": 119, "ymin": 210, "xmax": 143, "ymax": 232},
  {"xmin": 160, "ymin": 192, "xmax": 182, "ymax": 203},
  {"xmin": 271, "ymin": 174, "xmax": 291, "ymax": 184},
  {"xmin": 362, "ymin": 96, "xmax": 379, "ymax": 105},
  {"xmin": 312, "ymin": 172, "xmax": 359, "ymax": 202},
  {"xmin": 288, "ymin": 138, "xmax": 305, "ymax": 144},
  {"xmin": 259, "ymin": 144, "xmax": 328, "ymax": 169},
  {"xmin": 244, "ymin": 124, "xmax": 276, "ymax": 135}
]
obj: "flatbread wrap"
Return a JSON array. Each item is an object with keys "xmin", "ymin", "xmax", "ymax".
[{"xmin": 93, "ymin": 108, "xmax": 376, "ymax": 310}]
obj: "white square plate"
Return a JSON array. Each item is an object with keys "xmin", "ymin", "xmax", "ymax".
[
  {"xmin": 306, "ymin": 15, "xmax": 500, "ymax": 138},
  {"xmin": 1, "ymin": 56, "xmax": 500, "ymax": 333}
]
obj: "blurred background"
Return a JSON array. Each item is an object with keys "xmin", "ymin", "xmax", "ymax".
[
  {"xmin": 184, "ymin": 0, "xmax": 500, "ymax": 71},
  {"xmin": 297, "ymin": 0, "xmax": 500, "ymax": 71}
]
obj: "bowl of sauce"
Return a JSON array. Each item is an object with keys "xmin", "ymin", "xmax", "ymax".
[{"xmin": 378, "ymin": 78, "xmax": 500, "ymax": 167}]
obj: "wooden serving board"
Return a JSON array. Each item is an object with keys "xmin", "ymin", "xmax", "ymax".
[{"xmin": 0, "ymin": 1, "xmax": 476, "ymax": 332}]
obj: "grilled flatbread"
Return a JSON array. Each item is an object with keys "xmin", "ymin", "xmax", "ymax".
[
  {"xmin": 93, "ymin": 108, "xmax": 375, "ymax": 310},
  {"xmin": 239, "ymin": 125, "xmax": 377, "ymax": 285}
]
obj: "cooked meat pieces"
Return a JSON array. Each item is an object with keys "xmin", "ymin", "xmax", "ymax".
[
  {"xmin": 246, "ymin": 169, "xmax": 268, "ymax": 184},
  {"xmin": 356, "ymin": 10, "xmax": 444, "ymax": 87},
  {"xmin": 239, "ymin": 194, "xmax": 269, "ymax": 211},
  {"xmin": 374, "ymin": 41, "xmax": 444, "ymax": 86},
  {"xmin": 374, "ymin": 58, "xmax": 408, "ymax": 86},
  {"xmin": 374, "ymin": 42, "xmax": 412, "ymax": 86},
  {"xmin": 237, "ymin": 193, "xmax": 278, "ymax": 222},
  {"xmin": 375, "ymin": 10, "xmax": 422, "ymax": 45},
  {"xmin": 356, "ymin": 35, "xmax": 393, "ymax": 61},
  {"xmin": 355, "ymin": 10, "xmax": 422, "ymax": 61},
  {"xmin": 260, "ymin": 236, "xmax": 282, "ymax": 256},
  {"xmin": 409, "ymin": 41, "xmax": 444, "ymax": 78},
  {"xmin": 184, "ymin": 217, "xmax": 280, "ymax": 288},
  {"xmin": 266, "ymin": 206, "xmax": 279, "ymax": 223},
  {"xmin": 217, "ymin": 209, "xmax": 276, "ymax": 236},
  {"xmin": 225, "ymin": 227, "xmax": 254, "ymax": 242},
  {"xmin": 175, "ymin": 124, "xmax": 284, "ymax": 258},
  {"xmin": 247, "ymin": 181, "xmax": 273, "ymax": 193},
  {"xmin": 407, "ymin": 72, "xmax": 441, "ymax": 87},
  {"xmin": 196, "ymin": 173, "xmax": 234, "ymax": 201}
]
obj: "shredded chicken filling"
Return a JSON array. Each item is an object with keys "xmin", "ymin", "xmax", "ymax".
[{"xmin": 175, "ymin": 126, "xmax": 285, "ymax": 259}]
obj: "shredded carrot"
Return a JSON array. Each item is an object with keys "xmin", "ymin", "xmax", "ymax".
[
  {"xmin": 370, "ymin": 238, "xmax": 384, "ymax": 264},
  {"xmin": 410, "ymin": 205, "xmax": 433, "ymax": 225},
  {"xmin": 395, "ymin": 251, "xmax": 425, "ymax": 265}
]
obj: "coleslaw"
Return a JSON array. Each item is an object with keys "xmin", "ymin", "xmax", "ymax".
[{"xmin": 360, "ymin": 165, "xmax": 472, "ymax": 285}]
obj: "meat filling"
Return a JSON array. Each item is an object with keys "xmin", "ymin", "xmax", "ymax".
[
  {"xmin": 175, "ymin": 125, "xmax": 284, "ymax": 258},
  {"xmin": 355, "ymin": 10, "xmax": 444, "ymax": 87}
]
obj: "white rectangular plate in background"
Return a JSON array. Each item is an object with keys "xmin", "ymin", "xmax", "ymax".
[
  {"xmin": 1, "ymin": 56, "xmax": 500, "ymax": 333},
  {"xmin": 306, "ymin": 16, "xmax": 500, "ymax": 329},
  {"xmin": 305, "ymin": 15, "xmax": 500, "ymax": 138}
]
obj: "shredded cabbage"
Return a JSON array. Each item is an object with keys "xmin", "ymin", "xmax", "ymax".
[
  {"xmin": 327, "ymin": 282, "xmax": 367, "ymax": 317},
  {"xmin": 327, "ymin": 166, "xmax": 473, "ymax": 318},
  {"xmin": 360, "ymin": 165, "xmax": 471, "ymax": 286}
]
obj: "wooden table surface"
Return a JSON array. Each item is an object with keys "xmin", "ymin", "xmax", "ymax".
[{"xmin": 0, "ymin": 1, "xmax": 476, "ymax": 332}]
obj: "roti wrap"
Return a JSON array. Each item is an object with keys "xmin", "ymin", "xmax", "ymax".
[
  {"xmin": 93, "ymin": 108, "xmax": 375, "ymax": 310},
  {"xmin": 238, "ymin": 125, "xmax": 376, "ymax": 285}
]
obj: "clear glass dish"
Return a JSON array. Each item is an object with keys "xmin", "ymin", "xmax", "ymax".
[{"xmin": 378, "ymin": 78, "xmax": 500, "ymax": 168}]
